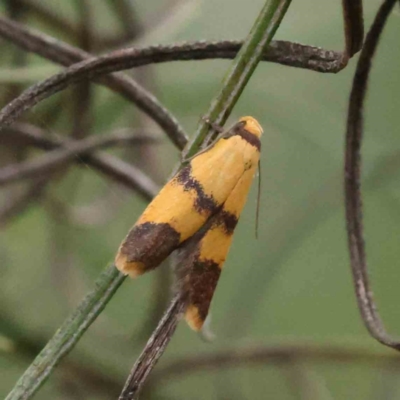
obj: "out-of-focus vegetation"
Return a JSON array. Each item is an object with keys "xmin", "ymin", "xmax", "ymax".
[{"xmin": 1, "ymin": 1, "xmax": 400, "ymax": 399}]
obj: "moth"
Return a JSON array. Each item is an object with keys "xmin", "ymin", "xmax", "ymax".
[{"xmin": 115, "ymin": 116, "xmax": 262, "ymax": 330}]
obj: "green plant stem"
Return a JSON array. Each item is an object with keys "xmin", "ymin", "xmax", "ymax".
[
  {"xmin": 5, "ymin": 265, "xmax": 125, "ymax": 400},
  {"xmin": 184, "ymin": 0, "xmax": 292, "ymax": 158}
]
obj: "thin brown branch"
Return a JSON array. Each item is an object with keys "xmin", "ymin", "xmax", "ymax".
[
  {"xmin": 10, "ymin": 124, "xmax": 160, "ymax": 150},
  {"xmin": 118, "ymin": 294, "xmax": 186, "ymax": 400},
  {"xmin": 6, "ymin": 123, "xmax": 159, "ymax": 199},
  {"xmin": 344, "ymin": 0, "xmax": 400, "ymax": 350},
  {"xmin": 0, "ymin": 125, "xmax": 160, "ymax": 188},
  {"xmin": 342, "ymin": 0, "xmax": 364, "ymax": 57},
  {"xmin": 0, "ymin": 16, "xmax": 188, "ymax": 149},
  {"xmin": 0, "ymin": 39, "xmax": 353, "ymax": 143}
]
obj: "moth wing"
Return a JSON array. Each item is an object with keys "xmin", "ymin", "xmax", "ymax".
[
  {"xmin": 115, "ymin": 136, "xmax": 248, "ymax": 278},
  {"xmin": 179, "ymin": 164, "xmax": 259, "ymax": 330}
]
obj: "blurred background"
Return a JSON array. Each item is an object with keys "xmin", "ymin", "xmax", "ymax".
[{"xmin": 1, "ymin": 0, "xmax": 400, "ymax": 399}]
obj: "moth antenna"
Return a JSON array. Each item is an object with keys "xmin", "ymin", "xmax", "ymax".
[{"xmin": 255, "ymin": 159, "xmax": 262, "ymax": 239}]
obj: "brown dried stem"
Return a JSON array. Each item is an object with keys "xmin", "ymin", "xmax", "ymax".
[
  {"xmin": 5, "ymin": 123, "xmax": 159, "ymax": 199},
  {"xmin": 342, "ymin": 0, "xmax": 364, "ymax": 57},
  {"xmin": 0, "ymin": 128, "xmax": 159, "ymax": 187},
  {"xmin": 0, "ymin": 39, "xmax": 361, "ymax": 134},
  {"xmin": 344, "ymin": 0, "xmax": 400, "ymax": 350}
]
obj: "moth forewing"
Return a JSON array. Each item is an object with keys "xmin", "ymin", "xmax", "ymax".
[{"xmin": 176, "ymin": 159, "xmax": 261, "ymax": 331}]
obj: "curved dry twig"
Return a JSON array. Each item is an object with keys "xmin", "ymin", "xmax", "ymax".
[
  {"xmin": 0, "ymin": 16, "xmax": 349, "ymax": 74},
  {"xmin": 344, "ymin": 0, "xmax": 400, "ymax": 350},
  {"xmin": 0, "ymin": 39, "xmax": 355, "ymax": 140},
  {"xmin": 342, "ymin": 0, "xmax": 364, "ymax": 57},
  {"xmin": 6, "ymin": 123, "xmax": 159, "ymax": 199},
  {"xmin": 0, "ymin": 16, "xmax": 188, "ymax": 149},
  {"xmin": 0, "ymin": 128, "xmax": 159, "ymax": 187}
]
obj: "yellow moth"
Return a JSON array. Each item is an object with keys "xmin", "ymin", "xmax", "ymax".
[{"xmin": 115, "ymin": 116, "xmax": 262, "ymax": 330}]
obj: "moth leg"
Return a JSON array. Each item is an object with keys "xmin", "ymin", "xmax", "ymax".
[{"xmin": 201, "ymin": 116, "xmax": 224, "ymax": 134}]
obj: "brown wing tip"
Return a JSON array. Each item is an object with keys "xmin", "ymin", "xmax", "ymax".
[
  {"xmin": 114, "ymin": 252, "xmax": 144, "ymax": 278},
  {"xmin": 239, "ymin": 116, "xmax": 263, "ymax": 138},
  {"xmin": 185, "ymin": 304, "xmax": 204, "ymax": 331}
]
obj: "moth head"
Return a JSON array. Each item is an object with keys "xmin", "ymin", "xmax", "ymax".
[{"xmin": 239, "ymin": 116, "xmax": 263, "ymax": 138}]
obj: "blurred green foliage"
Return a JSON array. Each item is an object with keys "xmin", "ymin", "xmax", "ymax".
[{"xmin": 1, "ymin": 0, "xmax": 400, "ymax": 399}]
